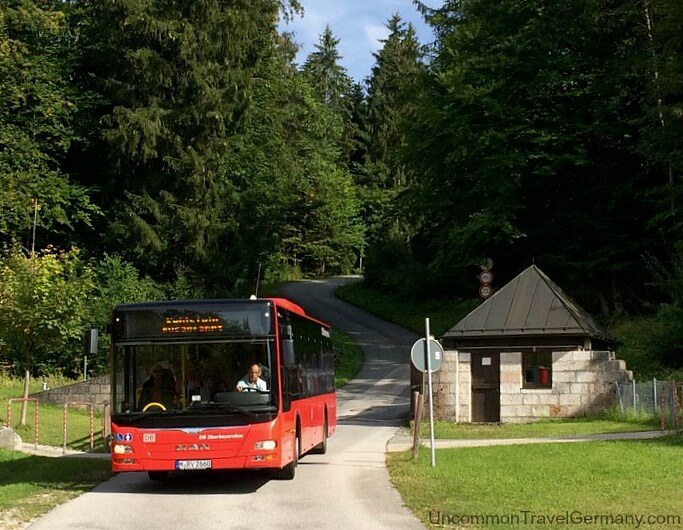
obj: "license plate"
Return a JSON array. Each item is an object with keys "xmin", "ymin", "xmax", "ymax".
[{"xmin": 175, "ymin": 459, "xmax": 212, "ymax": 470}]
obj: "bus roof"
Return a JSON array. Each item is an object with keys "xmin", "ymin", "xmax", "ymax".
[
  {"xmin": 265, "ymin": 297, "xmax": 331, "ymax": 329},
  {"xmin": 113, "ymin": 297, "xmax": 331, "ymax": 329}
]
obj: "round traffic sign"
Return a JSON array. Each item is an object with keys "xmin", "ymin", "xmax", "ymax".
[
  {"xmin": 410, "ymin": 338, "xmax": 444, "ymax": 373},
  {"xmin": 479, "ymin": 258, "xmax": 493, "ymax": 271},
  {"xmin": 479, "ymin": 270, "xmax": 493, "ymax": 284},
  {"xmin": 479, "ymin": 284, "xmax": 493, "ymax": 298}
]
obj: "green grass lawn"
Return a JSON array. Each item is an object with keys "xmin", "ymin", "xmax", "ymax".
[
  {"xmin": 1, "ymin": 374, "xmax": 107, "ymax": 452},
  {"xmin": 0, "ymin": 449, "xmax": 110, "ymax": 528},
  {"xmin": 332, "ymin": 328, "xmax": 364, "ymax": 388},
  {"xmin": 387, "ymin": 434, "xmax": 683, "ymax": 529},
  {"xmin": 421, "ymin": 416, "xmax": 660, "ymax": 440},
  {"xmin": 5, "ymin": 402, "xmax": 106, "ymax": 452},
  {"xmin": 335, "ymin": 280, "xmax": 478, "ymax": 336}
]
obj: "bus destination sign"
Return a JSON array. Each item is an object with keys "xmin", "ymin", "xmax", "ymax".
[
  {"xmin": 161, "ymin": 315, "xmax": 224, "ymax": 335},
  {"xmin": 112, "ymin": 301, "xmax": 274, "ymax": 341}
]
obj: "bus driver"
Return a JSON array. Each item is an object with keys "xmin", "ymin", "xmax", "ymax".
[{"xmin": 236, "ymin": 363, "xmax": 267, "ymax": 392}]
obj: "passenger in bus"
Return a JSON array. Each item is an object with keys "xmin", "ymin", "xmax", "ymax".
[
  {"xmin": 140, "ymin": 364, "xmax": 176, "ymax": 409},
  {"xmin": 235, "ymin": 363, "xmax": 268, "ymax": 392}
]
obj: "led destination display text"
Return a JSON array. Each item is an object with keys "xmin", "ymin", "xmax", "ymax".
[
  {"xmin": 161, "ymin": 316, "xmax": 223, "ymax": 334},
  {"xmin": 112, "ymin": 301, "xmax": 274, "ymax": 341}
]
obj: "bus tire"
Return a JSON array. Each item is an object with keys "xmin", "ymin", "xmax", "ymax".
[
  {"xmin": 278, "ymin": 433, "xmax": 299, "ymax": 480},
  {"xmin": 310, "ymin": 414, "xmax": 328, "ymax": 455},
  {"xmin": 148, "ymin": 471, "xmax": 169, "ymax": 481}
]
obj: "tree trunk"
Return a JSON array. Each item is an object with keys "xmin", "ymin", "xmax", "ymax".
[
  {"xmin": 20, "ymin": 367, "xmax": 30, "ymax": 427},
  {"xmin": 643, "ymin": 1, "xmax": 676, "ymax": 221}
]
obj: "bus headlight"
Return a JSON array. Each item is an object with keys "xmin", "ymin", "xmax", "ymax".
[
  {"xmin": 254, "ymin": 440, "xmax": 277, "ymax": 451},
  {"xmin": 113, "ymin": 444, "xmax": 133, "ymax": 454}
]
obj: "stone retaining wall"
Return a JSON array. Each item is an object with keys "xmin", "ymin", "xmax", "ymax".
[{"xmin": 29, "ymin": 375, "xmax": 110, "ymax": 408}]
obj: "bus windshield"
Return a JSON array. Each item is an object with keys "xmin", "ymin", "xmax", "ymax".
[{"xmin": 112, "ymin": 339, "xmax": 277, "ymax": 416}]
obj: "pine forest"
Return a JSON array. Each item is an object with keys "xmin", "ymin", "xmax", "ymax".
[{"xmin": 0, "ymin": 0, "xmax": 681, "ymax": 379}]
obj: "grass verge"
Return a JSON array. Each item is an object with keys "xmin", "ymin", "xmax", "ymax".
[
  {"xmin": 332, "ymin": 328, "xmax": 364, "ymax": 388},
  {"xmin": 387, "ymin": 434, "xmax": 683, "ymax": 529},
  {"xmin": 0, "ymin": 449, "xmax": 111, "ymax": 529},
  {"xmin": 334, "ymin": 280, "xmax": 478, "ymax": 336},
  {"xmin": 421, "ymin": 415, "xmax": 660, "ymax": 439},
  {"xmin": 1, "ymin": 374, "xmax": 106, "ymax": 452}
]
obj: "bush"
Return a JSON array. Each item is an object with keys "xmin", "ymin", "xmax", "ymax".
[
  {"xmin": 611, "ymin": 305, "xmax": 683, "ymax": 379},
  {"xmin": 363, "ymin": 235, "xmax": 427, "ymax": 298}
]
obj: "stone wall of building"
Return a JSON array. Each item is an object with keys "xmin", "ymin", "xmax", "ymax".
[
  {"xmin": 433, "ymin": 350, "xmax": 632, "ymax": 423},
  {"xmin": 29, "ymin": 375, "xmax": 110, "ymax": 409},
  {"xmin": 499, "ymin": 350, "xmax": 631, "ymax": 423},
  {"xmin": 432, "ymin": 350, "xmax": 471, "ymax": 422}
]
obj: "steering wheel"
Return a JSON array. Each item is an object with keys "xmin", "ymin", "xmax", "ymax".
[{"xmin": 142, "ymin": 402, "xmax": 167, "ymax": 411}]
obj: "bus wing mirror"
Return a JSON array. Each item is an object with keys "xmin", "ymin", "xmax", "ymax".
[
  {"xmin": 281, "ymin": 366, "xmax": 292, "ymax": 412},
  {"xmin": 83, "ymin": 328, "xmax": 99, "ymax": 355},
  {"xmin": 283, "ymin": 339, "xmax": 295, "ymax": 366}
]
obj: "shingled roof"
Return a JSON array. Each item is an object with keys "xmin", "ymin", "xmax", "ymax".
[{"xmin": 443, "ymin": 265, "xmax": 613, "ymax": 342}]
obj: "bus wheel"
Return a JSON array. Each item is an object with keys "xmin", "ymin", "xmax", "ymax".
[
  {"xmin": 278, "ymin": 434, "xmax": 299, "ymax": 480},
  {"xmin": 310, "ymin": 416, "xmax": 328, "ymax": 455},
  {"xmin": 148, "ymin": 471, "xmax": 169, "ymax": 481}
]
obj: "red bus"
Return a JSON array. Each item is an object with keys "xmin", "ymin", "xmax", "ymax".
[{"xmin": 109, "ymin": 297, "xmax": 336, "ymax": 480}]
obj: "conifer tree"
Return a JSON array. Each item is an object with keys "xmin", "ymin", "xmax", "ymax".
[
  {"xmin": 364, "ymin": 14, "xmax": 423, "ymax": 190},
  {"xmin": 398, "ymin": 0, "xmax": 662, "ymax": 307},
  {"xmin": 79, "ymin": 0, "xmax": 282, "ymax": 281},
  {"xmin": 356, "ymin": 14, "xmax": 426, "ymax": 290},
  {"xmin": 641, "ymin": 0, "xmax": 683, "ymax": 247},
  {"xmin": 301, "ymin": 25, "xmax": 357, "ymax": 164},
  {"xmin": 222, "ymin": 31, "xmax": 363, "ymax": 282},
  {"xmin": 302, "ymin": 26, "xmax": 353, "ymax": 112}
]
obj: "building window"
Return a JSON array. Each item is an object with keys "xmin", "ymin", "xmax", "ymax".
[{"xmin": 522, "ymin": 351, "xmax": 552, "ymax": 389}]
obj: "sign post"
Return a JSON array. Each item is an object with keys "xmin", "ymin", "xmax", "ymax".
[
  {"xmin": 425, "ymin": 318, "xmax": 436, "ymax": 467},
  {"xmin": 410, "ymin": 319, "xmax": 444, "ymax": 467}
]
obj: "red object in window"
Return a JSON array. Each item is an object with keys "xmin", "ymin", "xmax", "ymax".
[{"xmin": 539, "ymin": 366, "xmax": 549, "ymax": 385}]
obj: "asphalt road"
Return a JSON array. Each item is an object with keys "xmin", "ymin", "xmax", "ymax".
[{"xmin": 28, "ymin": 277, "xmax": 423, "ymax": 530}]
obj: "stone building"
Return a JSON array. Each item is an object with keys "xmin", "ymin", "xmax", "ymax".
[{"xmin": 433, "ymin": 265, "xmax": 632, "ymax": 422}]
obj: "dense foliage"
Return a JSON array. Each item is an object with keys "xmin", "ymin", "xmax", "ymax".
[{"xmin": 0, "ymin": 0, "xmax": 680, "ymax": 378}]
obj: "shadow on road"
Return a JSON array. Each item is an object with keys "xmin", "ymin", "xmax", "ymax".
[
  {"xmin": 338, "ymin": 402, "xmax": 410, "ymax": 427},
  {"xmin": 94, "ymin": 469, "xmax": 272, "ymax": 495}
]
